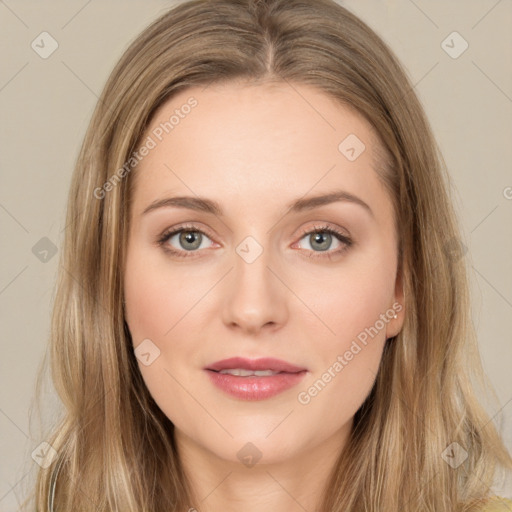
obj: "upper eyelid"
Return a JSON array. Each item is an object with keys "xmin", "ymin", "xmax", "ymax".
[{"xmin": 160, "ymin": 223, "xmax": 216, "ymax": 241}]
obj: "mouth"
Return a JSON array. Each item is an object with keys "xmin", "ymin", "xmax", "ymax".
[
  {"xmin": 205, "ymin": 356, "xmax": 307, "ymax": 373},
  {"xmin": 204, "ymin": 357, "xmax": 307, "ymax": 401},
  {"xmin": 212, "ymin": 368, "xmax": 285, "ymax": 377}
]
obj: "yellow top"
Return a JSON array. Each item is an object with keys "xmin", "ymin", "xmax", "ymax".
[{"xmin": 481, "ymin": 497, "xmax": 512, "ymax": 511}]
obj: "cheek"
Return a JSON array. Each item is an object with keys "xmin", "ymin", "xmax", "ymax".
[
  {"xmin": 124, "ymin": 270, "xmax": 170, "ymax": 343},
  {"xmin": 123, "ymin": 251, "xmax": 204, "ymax": 429},
  {"xmin": 293, "ymin": 254, "xmax": 395, "ymax": 414},
  {"xmin": 303, "ymin": 252, "xmax": 396, "ymax": 352},
  {"xmin": 123, "ymin": 246, "xmax": 206, "ymax": 343}
]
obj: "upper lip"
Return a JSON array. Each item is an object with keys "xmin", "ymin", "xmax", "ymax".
[{"xmin": 205, "ymin": 357, "xmax": 306, "ymax": 373}]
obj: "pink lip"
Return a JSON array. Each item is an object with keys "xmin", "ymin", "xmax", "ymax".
[
  {"xmin": 206, "ymin": 357, "xmax": 306, "ymax": 373},
  {"xmin": 204, "ymin": 357, "xmax": 307, "ymax": 401}
]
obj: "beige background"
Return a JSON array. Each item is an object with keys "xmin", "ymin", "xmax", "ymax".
[{"xmin": 1, "ymin": 0, "xmax": 511, "ymax": 509}]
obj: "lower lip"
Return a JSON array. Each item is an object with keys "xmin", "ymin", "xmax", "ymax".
[{"xmin": 205, "ymin": 369, "xmax": 307, "ymax": 400}]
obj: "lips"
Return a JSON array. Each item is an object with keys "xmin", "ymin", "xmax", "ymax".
[
  {"xmin": 204, "ymin": 357, "xmax": 307, "ymax": 401},
  {"xmin": 206, "ymin": 357, "xmax": 306, "ymax": 373}
]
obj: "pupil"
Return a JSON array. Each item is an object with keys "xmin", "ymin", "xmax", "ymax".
[
  {"xmin": 312, "ymin": 232, "xmax": 331, "ymax": 251},
  {"xmin": 180, "ymin": 231, "xmax": 201, "ymax": 250}
]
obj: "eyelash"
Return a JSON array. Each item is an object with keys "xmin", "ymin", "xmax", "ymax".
[{"xmin": 156, "ymin": 223, "xmax": 353, "ymax": 260}]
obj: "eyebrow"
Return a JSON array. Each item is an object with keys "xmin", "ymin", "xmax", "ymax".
[{"xmin": 141, "ymin": 189, "xmax": 374, "ymax": 218}]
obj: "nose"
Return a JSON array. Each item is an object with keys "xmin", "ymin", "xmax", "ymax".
[{"xmin": 221, "ymin": 241, "xmax": 289, "ymax": 335}]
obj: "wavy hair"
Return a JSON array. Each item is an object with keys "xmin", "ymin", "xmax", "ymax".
[{"xmin": 22, "ymin": 0, "xmax": 511, "ymax": 510}]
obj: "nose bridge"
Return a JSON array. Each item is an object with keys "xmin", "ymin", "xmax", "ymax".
[
  {"xmin": 235, "ymin": 235, "xmax": 272, "ymax": 289},
  {"xmin": 222, "ymin": 233, "xmax": 287, "ymax": 331}
]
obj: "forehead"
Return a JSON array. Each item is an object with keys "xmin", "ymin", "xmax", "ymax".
[{"xmin": 130, "ymin": 81, "xmax": 391, "ymax": 221}]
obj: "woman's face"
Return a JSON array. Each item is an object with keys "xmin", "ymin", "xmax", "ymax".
[{"xmin": 124, "ymin": 81, "xmax": 404, "ymax": 466}]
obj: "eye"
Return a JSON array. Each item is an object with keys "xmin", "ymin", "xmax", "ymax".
[
  {"xmin": 156, "ymin": 223, "xmax": 353, "ymax": 260},
  {"xmin": 294, "ymin": 224, "xmax": 353, "ymax": 260},
  {"xmin": 157, "ymin": 224, "xmax": 215, "ymax": 258}
]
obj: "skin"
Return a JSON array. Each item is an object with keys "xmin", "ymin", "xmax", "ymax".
[{"xmin": 123, "ymin": 80, "xmax": 405, "ymax": 512}]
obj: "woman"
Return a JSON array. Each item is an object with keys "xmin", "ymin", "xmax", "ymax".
[{"xmin": 24, "ymin": 0, "xmax": 512, "ymax": 510}]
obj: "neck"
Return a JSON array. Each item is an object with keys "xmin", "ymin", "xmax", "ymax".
[{"xmin": 174, "ymin": 420, "xmax": 352, "ymax": 512}]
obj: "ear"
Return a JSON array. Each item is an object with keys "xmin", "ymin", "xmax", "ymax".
[{"xmin": 386, "ymin": 265, "xmax": 405, "ymax": 339}]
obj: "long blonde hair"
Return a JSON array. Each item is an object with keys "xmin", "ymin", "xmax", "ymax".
[{"xmin": 21, "ymin": 0, "xmax": 511, "ymax": 510}]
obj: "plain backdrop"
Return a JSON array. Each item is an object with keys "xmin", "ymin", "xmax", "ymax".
[{"xmin": 1, "ymin": 1, "xmax": 511, "ymax": 510}]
